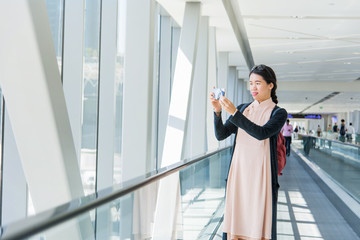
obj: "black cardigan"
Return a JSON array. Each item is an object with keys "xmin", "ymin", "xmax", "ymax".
[{"xmin": 214, "ymin": 103, "xmax": 287, "ymax": 240}]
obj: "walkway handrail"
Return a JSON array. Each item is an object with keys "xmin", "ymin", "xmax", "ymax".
[
  {"xmin": 298, "ymin": 133, "xmax": 360, "ymax": 148},
  {"xmin": 0, "ymin": 146, "xmax": 232, "ymax": 240}
]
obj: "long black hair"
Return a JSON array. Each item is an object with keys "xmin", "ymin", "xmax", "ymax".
[{"xmin": 249, "ymin": 64, "xmax": 278, "ymax": 104}]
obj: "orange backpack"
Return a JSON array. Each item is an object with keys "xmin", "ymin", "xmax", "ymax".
[{"xmin": 240, "ymin": 104, "xmax": 286, "ymax": 176}]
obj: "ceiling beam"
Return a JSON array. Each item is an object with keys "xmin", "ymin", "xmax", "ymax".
[
  {"xmin": 299, "ymin": 92, "xmax": 340, "ymax": 113},
  {"xmin": 222, "ymin": 0, "xmax": 254, "ymax": 70},
  {"xmin": 277, "ymin": 81, "xmax": 360, "ymax": 92}
]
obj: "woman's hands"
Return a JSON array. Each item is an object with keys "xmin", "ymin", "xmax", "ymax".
[
  {"xmin": 219, "ymin": 96, "xmax": 237, "ymax": 115},
  {"xmin": 209, "ymin": 92, "xmax": 222, "ymax": 112},
  {"xmin": 209, "ymin": 91, "xmax": 237, "ymax": 115}
]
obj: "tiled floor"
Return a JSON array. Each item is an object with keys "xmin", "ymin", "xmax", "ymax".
[{"xmin": 209, "ymin": 149, "xmax": 360, "ymax": 240}]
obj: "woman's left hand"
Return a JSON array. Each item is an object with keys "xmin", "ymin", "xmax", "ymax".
[{"xmin": 219, "ymin": 96, "xmax": 237, "ymax": 115}]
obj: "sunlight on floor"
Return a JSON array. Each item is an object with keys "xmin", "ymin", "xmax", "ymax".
[
  {"xmin": 277, "ymin": 190, "xmax": 323, "ymax": 240},
  {"xmin": 181, "ymin": 188, "xmax": 225, "ymax": 240}
]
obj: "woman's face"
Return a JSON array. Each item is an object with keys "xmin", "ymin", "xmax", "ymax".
[{"xmin": 249, "ymin": 73, "xmax": 273, "ymax": 103}]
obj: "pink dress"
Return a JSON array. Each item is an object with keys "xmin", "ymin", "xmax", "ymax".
[{"xmin": 223, "ymin": 98, "xmax": 275, "ymax": 240}]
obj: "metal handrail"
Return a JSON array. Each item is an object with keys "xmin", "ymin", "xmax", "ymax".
[
  {"xmin": 0, "ymin": 146, "xmax": 232, "ymax": 240},
  {"xmin": 298, "ymin": 133, "xmax": 360, "ymax": 148}
]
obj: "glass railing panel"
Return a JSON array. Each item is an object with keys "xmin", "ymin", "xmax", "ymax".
[
  {"xmin": 179, "ymin": 149, "xmax": 231, "ymax": 239},
  {"xmin": 316, "ymin": 131, "xmax": 360, "ymax": 145},
  {"xmin": 293, "ymin": 135, "xmax": 360, "ymax": 202},
  {"xmin": 27, "ymin": 210, "xmax": 96, "ymax": 240},
  {"xmin": 0, "ymin": 147, "xmax": 232, "ymax": 240}
]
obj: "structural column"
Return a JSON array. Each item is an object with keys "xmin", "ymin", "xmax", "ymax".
[
  {"xmin": 236, "ymin": 78, "xmax": 243, "ymax": 105},
  {"xmin": 206, "ymin": 27, "xmax": 219, "ymax": 151},
  {"xmin": 227, "ymin": 67, "xmax": 237, "ymax": 105},
  {"xmin": 160, "ymin": 2, "xmax": 201, "ymax": 166},
  {"xmin": 120, "ymin": 0, "xmax": 156, "ymax": 239},
  {"xmin": 1, "ymin": 111, "xmax": 27, "ymax": 225},
  {"xmin": 95, "ymin": 0, "xmax": 118, "ymax": 238},
  {"xmin": 153, "ymin": 3, "xmax": 201, "ymax": 239},
  {"xmin": 121, "ymin": 0, "xmax": 156, "ymax": 182},
  {"xmin": 62, "ymin": 0, "xmax": 85, "ymax": 160},
  {"xmin": 217, "ymin": 52, "xmax": 230, "ymax": 147},
  {"xmin": 157, "ymin": 16, "xmax": 172, "ymax": 164},
  {"xmin": 97, "ymin": 0, "xmax": 117, "ymax": 194},
  {"xmin": 0, "ymin": 0, "xmax": 84, "ymax": 215},
  {"xmin": 183, "ymin": 16, "xmax": 209, "ymax": 159},
  {"xmin": 242, "ymin": 78, "xmax": 251, "ymax": 103},
  {"xmin": 227, "ymin": 66, "xmax": 237, "ymax": 144},
  {"xmin": 350, "ymin": 110, "xmax": 360, "ymax": 133}
]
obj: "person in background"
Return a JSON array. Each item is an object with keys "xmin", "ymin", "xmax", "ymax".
[
  {"xmin": 340, "ymin": 119, "xmax": 346, "ymax": 135},
  {"xmin": 339, "ymin": 119, "xmax": 346, "ymax": 142},
  {"xmin": 346, "ymin": 122, "xmax": 355, "ymax": 140},
  {"xmin": 281, "ymin": 119, "xmax": 293, "ymax": 156},
  {"xmin": 316, "ymin": 125, "xmax": 322, "ymax": 137},
  {"xmin": 333, "ymin": 122, "xmax": 338, "ymax": 133},
  {"xmin": 327, "ymin": 124, "xmax": 332, "ymax": 132},
  {"xmin": 294, "ymin": 126, "xmax": 299, "ymax": 139}
]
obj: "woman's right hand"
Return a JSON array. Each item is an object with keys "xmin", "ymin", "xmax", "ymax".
[{"xmin": 210, "ymin": 91, "xmax": 222, "ymax": 112}]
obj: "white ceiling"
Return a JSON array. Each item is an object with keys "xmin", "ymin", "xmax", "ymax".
[{"xmin": 157, "ymin": 0, "xmax": 360, "ymax": 114}]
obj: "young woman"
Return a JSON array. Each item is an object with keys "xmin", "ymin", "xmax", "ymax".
[{"xmin": 210, "ymin": 64, "xmax": 287, "ymax": 240}]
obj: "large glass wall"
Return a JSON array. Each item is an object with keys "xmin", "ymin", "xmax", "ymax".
[{"xmin": 0, "ymin": 0, "xmax": 217, "ymax": 226}]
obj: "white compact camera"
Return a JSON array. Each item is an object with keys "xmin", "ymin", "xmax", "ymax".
[{"xmin": 213, "ymin": 88, "xmax": 225, "ymax": 100}]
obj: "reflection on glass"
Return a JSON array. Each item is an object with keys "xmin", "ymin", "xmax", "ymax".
[
  {"xmin": 23, "ymin": 149, "xmax": 231, "ymax": 240},
  {"xmin": 179, "ymin": 153, "xmax": 231, "ymax": 239},
  {"xmin": 45, "ymin": 0, "xmax": 64, "ymax": 74},
  {"xmin": 81, "ymin": 0, "xmax": 101, "ymax": 195},
  {"xmin": 293, "ymin": 138, "xmax": 360, "ymax": 202},
  {"xmin": 113, "ymin": 0, "xmax": 126, "ymax": 185},
  {"xmin": 29, "ymin": 210, "xmax": 96, "ymax": 240}
]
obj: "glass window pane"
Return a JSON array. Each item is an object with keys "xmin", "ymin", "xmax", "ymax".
[
  {"xmin": 113, "ymin": 0, "xmax": 126, "ymax": 185},
  {"xmin": 45, "ymin": 0, "xmax": 64, "ymax": 75},
  {"xmin": 81, "ymin": 0, "xmax": 101, "ymax": 195}
]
